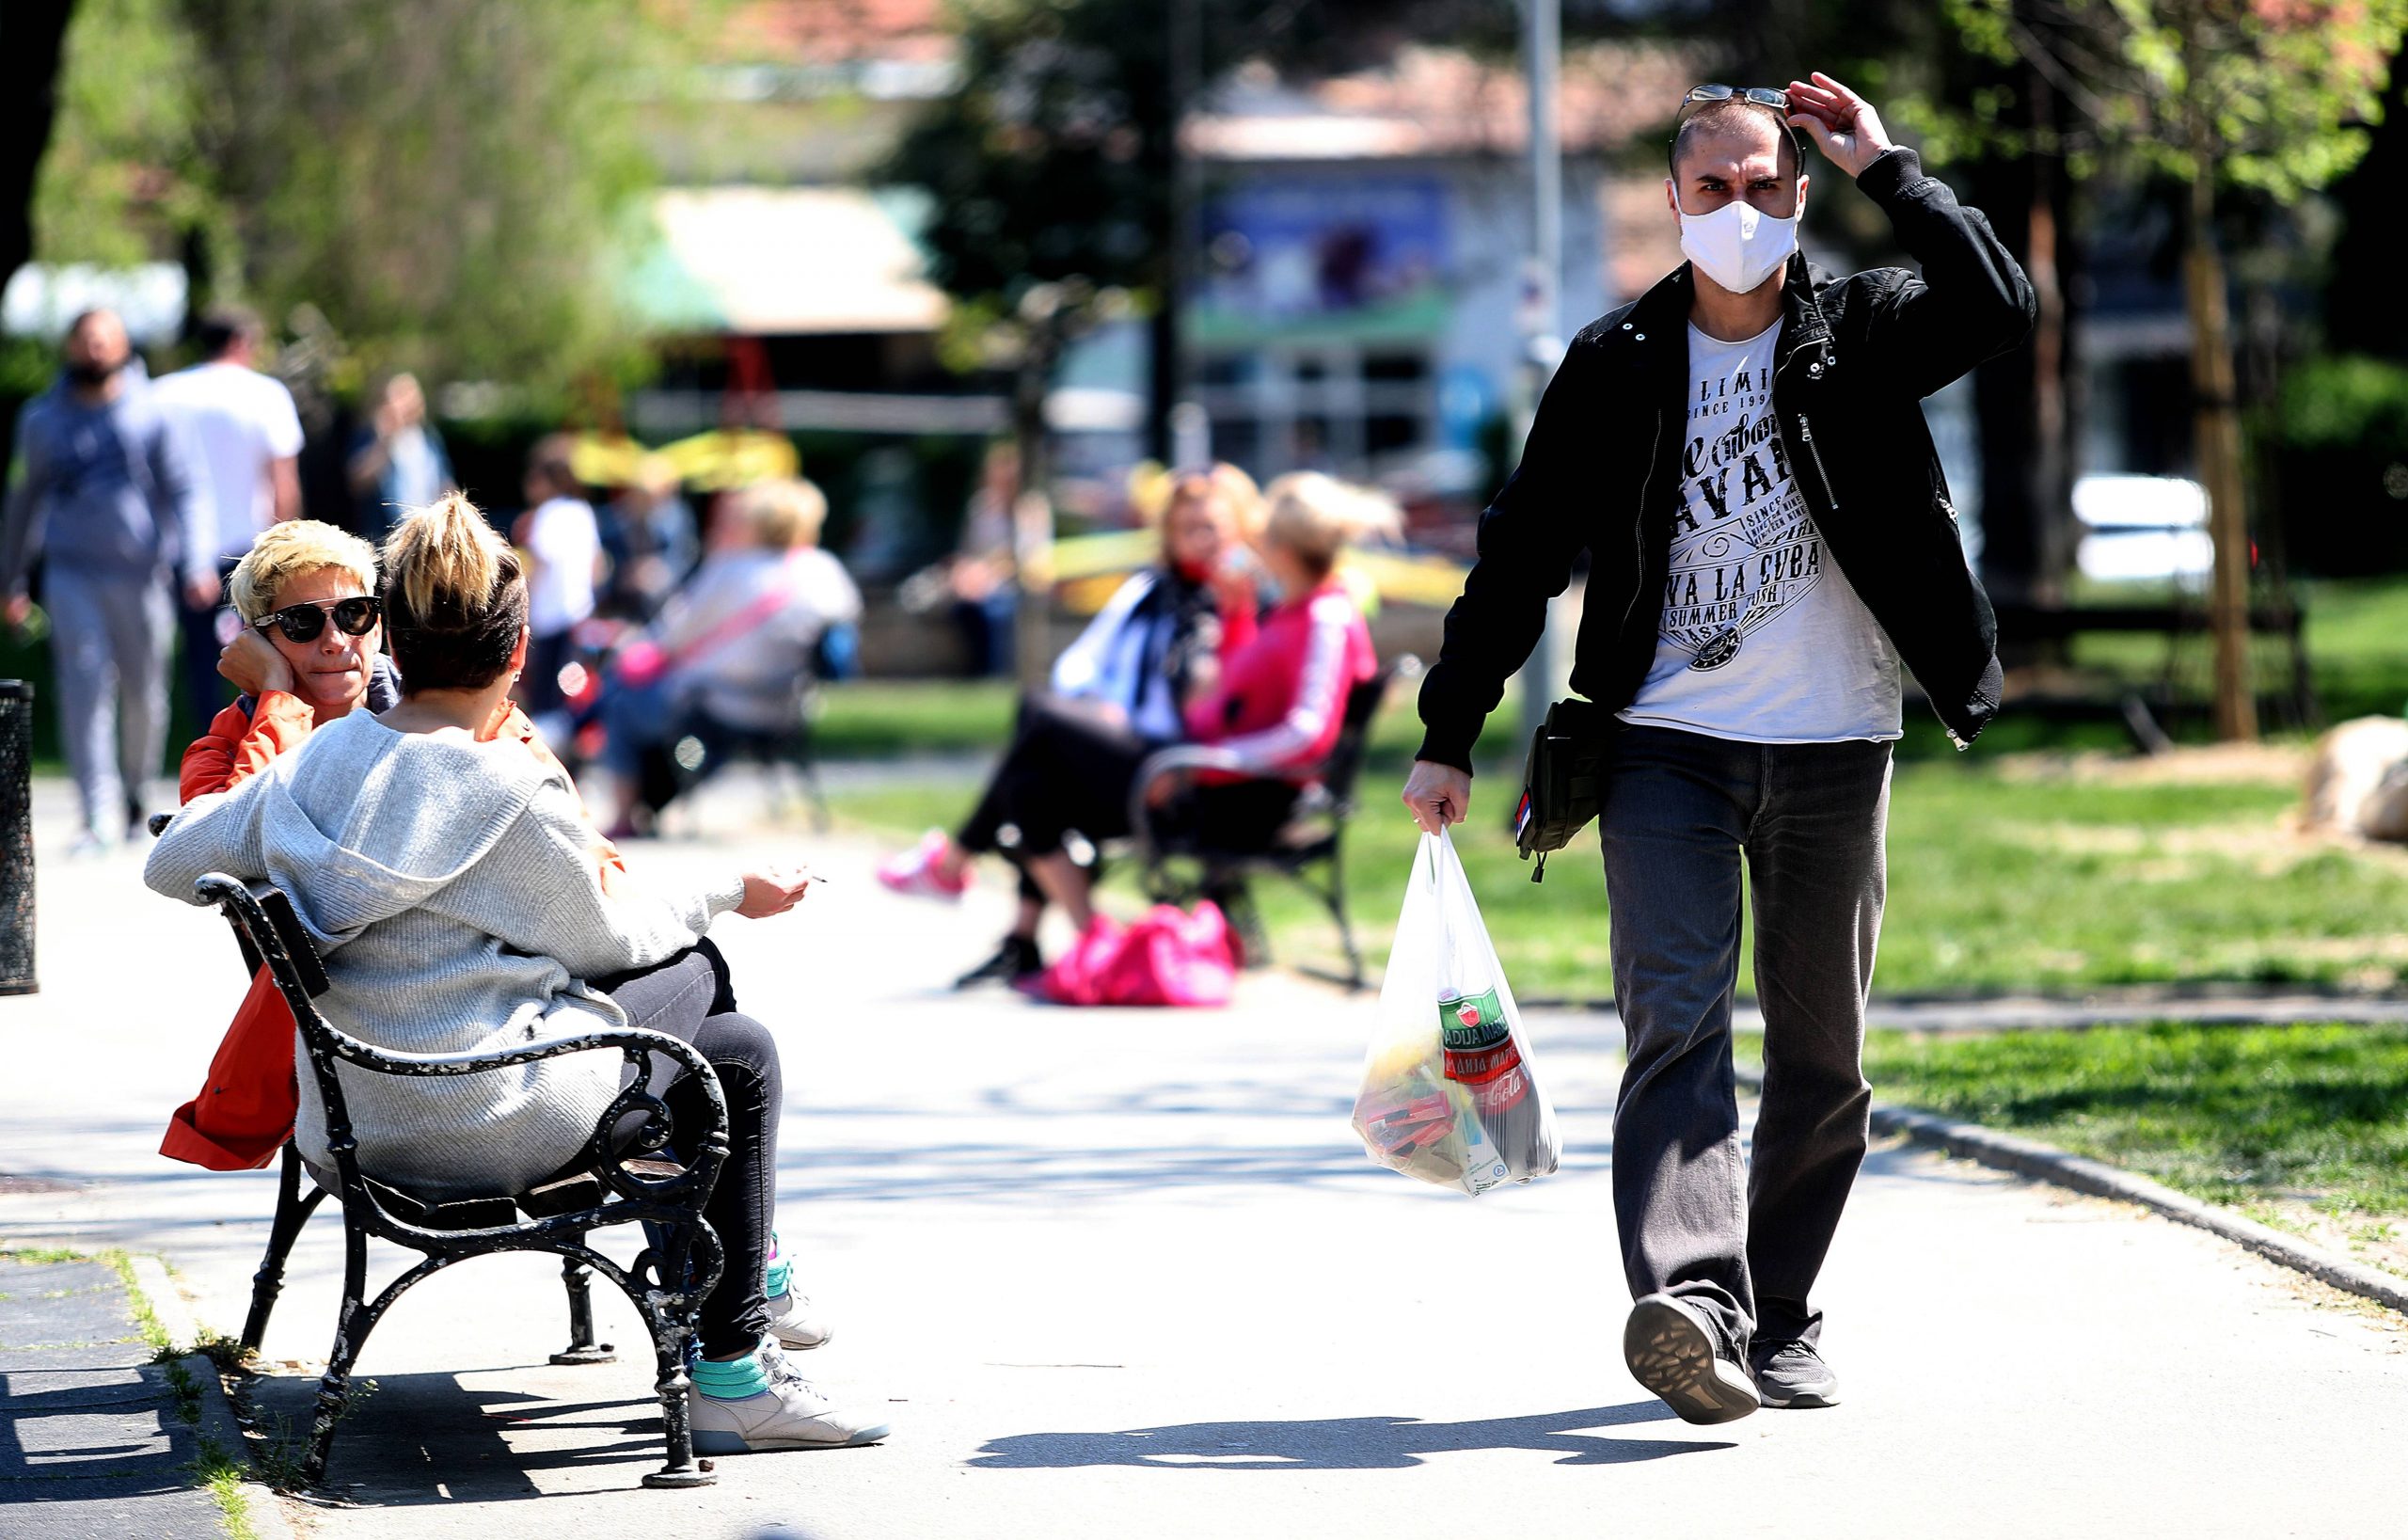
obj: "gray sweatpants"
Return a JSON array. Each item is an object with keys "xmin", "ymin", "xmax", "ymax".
[
  {"xmin": 45, "ymin": 564, "xmax": 174, "ymax": 839},
  {"xmin": 1599, "ymin": 723, "xmax": 1893, "ymax": 1364}
]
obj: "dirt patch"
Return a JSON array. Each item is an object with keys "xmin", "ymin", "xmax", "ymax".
[
  {"xmin": 1993, "ymin": 742, "xmax": 2312, "ymax": 787},
  {"xmin": 2248, "ymin": 1198, "xmax": 2408, "ymax": 1293}
]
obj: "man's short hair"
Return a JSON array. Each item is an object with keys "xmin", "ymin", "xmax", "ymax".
[
  {"xmin": 196, "ymin": 305, "xmax": 263, "ymax": 359},
  {"xmin": 1671, "ymin": 100, "xmax": 1798, "ymax": 180},
  {"xmin": 229, "ymin": 520, "xmax": 381, "ymax": 623},
  {"xmin": 738, "ymin": 477, "xmax": 829, "ymax": 549}
]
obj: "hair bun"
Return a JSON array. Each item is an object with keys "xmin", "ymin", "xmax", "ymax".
[{"xmin": 384, "ymin": 491, "xmax": 505, "ymax": 627}]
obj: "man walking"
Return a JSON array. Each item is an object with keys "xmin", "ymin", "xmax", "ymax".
[
  {"xmin": 2, "ymin": 310, "xmax": 206, "ymax": 851},
  {"xmin": 151, "ymin": 305, "xmax": 305, "ymax": 725},
  {"xmin": 1402, "ymin": 75, "xmax": 2033, "ymax": 1423}
]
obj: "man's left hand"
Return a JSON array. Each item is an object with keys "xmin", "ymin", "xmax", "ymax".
[{"xmin": 1785, "ymin": 72, "xmax": 1895, "ymax": 181}]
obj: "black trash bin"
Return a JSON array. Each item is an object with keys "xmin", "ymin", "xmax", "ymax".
[{"xmin": 1, "ymin": 679, "xmax": 33, "ymax": 995}]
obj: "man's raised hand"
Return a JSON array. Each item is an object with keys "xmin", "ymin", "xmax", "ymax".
[{"xmin": 1784, "ymin": 72, "xmax": 1894, "ymax": 180}]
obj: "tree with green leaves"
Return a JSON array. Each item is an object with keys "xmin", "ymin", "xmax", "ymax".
[
  {"xmin": 1944, "ymin": 0, "xmax": 2408, "ymax": 740},
  {"xmin": 27, "ymin": 0, "xmax": 697, "ymax": 394}
]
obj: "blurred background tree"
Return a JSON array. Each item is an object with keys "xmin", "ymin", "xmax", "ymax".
[
  {"xmin": 1936, "ymin": 0, "xmax": 2408, "ymax": 740},
  {"xmin": 21, "ymin": 0, "xmax": 701, "ymax": 395}
]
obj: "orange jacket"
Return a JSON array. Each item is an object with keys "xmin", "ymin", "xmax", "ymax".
[{"xmin": 161, "ymin": 692, "xmax": 627, "ymax": 1171}]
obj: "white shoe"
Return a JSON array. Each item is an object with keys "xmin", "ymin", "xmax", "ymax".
[
  {"xmin": 768, "ymin": 1289, "xmax": 832, "ymax": 1350},
  {"xmin": 690, "ymin": 1343, "xmax": 890, "ymax": 1453}
]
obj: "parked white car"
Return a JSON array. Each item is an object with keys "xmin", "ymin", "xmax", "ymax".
[{"xmin": 2072, "ymin": 474, "xmax": 2214, "ymax": 583}]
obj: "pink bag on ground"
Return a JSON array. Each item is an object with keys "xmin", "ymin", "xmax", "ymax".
[{"xmin": 1029, "ymin": 901, "xmax": 1238, "ymax": 1007}]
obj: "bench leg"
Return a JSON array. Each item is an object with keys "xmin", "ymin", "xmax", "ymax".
[
  {"xmin": 550, "ymin": 1247, "xmax": 616, "ymax": 1365},
  {"xmin": 242, "ymin": 1144, "xmax": 326, "ymax": 1356},
  {"xmin": 301, "ymin": 1221, "xmax": 372, "ymax": 1489},
  {"xmin": 638, "ymin": 1226, "xmax": 715, "ymax": 1489},
  {"xmin": 1325, "ymin": 851, "xmax": 1364, "ymax": 992}
]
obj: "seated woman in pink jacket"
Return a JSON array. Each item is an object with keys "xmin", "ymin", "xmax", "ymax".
[{"xmin": 883, "ymin": 471, "xmax": 1390, "ymax": 969}]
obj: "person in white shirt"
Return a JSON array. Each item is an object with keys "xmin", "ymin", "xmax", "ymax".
[
  {"xmin": 151, "ymin": 306, "xmax": 305, "ymax": 726},
  {"xmin": 512, "ymin": 435, "xmax": 602, "ymax": 738}
]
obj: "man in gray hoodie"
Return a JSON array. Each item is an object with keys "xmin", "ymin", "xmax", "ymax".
[{"xmin": 2, "ymin": 309, "xmax": 205, "ymax": 850}]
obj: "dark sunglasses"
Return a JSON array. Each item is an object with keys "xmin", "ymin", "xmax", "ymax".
[{"xmin": 252, "ymin": 595, "xmax": 381, "ymax": 643}]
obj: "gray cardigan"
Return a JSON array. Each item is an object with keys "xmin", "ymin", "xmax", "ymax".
[{"xmin": 146, "ymin": 710, "xmax": 746, "ymax": 1196}]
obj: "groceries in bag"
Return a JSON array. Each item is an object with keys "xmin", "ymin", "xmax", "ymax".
[{"xmin": 1352, "ymin": 830, "xmax": 1559, "ymax": 1194}]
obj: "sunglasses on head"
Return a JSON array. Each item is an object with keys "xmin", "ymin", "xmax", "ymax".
[
  {"xmin": 252, "ymin": 595, "xmax": 381, "ymax": 643},
  {"xmin": 1671, "ymin": 83, "xmax": 1802, "ymax": 167}
]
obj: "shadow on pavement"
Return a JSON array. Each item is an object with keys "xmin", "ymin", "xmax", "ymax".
[
  {"xmin": 967, "ymin": 1402, "xmax": 1726, "ymax": 1469},
  {"xmin": 248, "ymin": 1365, "xmax": 676, "ymax": 1504}
]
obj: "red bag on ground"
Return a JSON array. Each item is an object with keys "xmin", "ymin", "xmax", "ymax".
[{"xmin": 1029, "ymin": 901, "xmax": 1238, "ymax": 1007}]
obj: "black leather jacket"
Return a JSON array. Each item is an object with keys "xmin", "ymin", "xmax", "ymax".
[{"xmin": 1416, "ymin": 147, "xmax": 2036, "ymax": 772}]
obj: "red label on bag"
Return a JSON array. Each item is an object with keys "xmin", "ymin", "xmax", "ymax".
[{"xmin": 1443, "ymin": 1040, "xmax": 1522, "ymax": 1085}]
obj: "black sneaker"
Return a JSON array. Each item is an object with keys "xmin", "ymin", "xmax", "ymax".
[
  {"xmin": 954, "ymin": 934, "xmax": 1042, "ymax": 991},
  {"xmin": 1624, "ymin": 1294, "xmax": 1759, "ymax": 1425},
  {"xmin": 1751, "ymin": 1340, "xmax": 1840, "ymax": 1408}
]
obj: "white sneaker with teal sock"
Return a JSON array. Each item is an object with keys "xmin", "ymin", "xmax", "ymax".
[
  {"xmin": 689, "ymin": 1341, "xmax": 890, "ymax": 1453},
  {"xmin": 765, "ymin": 1230, "xmax": 832, "ymax": 1350}
]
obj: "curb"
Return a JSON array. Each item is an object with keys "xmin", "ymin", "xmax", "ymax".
[
  {"xmin": 127, "ymin": 1252, "xmax": 203, "ymax": 1354},
  {"xmin": 1735, "ymin": 1068, "xmax": 2408, "ymax": 1317},
  {"xmin": 182, "ymin": 1352, "xmax": 302, "ymax": 1540}
]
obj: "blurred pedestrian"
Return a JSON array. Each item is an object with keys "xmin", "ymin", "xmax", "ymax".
[
  {"xmin": 151, "ymin": 304, "xmax": 306, "ymax": 726},
  {"xmin": 346, "ymin": 371, "xmax": 454, "ymax": 542},
  {"xmin": 948, "ymin": 440, "xmax": 1019, "ymax": 676},
  {"xmin": 599, "ymin": 454, "xmax": 698, "ymax": 621},
  {"xmin": 513, "ymin": 435, "xmax": 602, "ymax": 736},
  {"xmin": 0, "ymin": 309, "xmax": 205, "ymax": 852},
  {"xmin": 1403, "ymin": 73, "xmax": 2034, "ymax": 1424}
]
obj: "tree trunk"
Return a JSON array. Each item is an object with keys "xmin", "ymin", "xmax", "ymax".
[
  {"xmin": 0, "ymin": 0, "xmax": 75, "ymax": 299},
  {"xmin": 2183, "ymin": 124, "xmax": 2257, "ymax": 741},
  {"xmin": 1011, "ymin": 328, "xmax": 1059, "ymax": 694}
]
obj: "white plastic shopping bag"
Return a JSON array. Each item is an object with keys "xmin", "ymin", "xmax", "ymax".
[{"xmin": 1351, "ymin": 829, "xmax": 1560, "ymax": 1195}]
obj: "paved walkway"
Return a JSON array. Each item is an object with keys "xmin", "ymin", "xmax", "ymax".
[
  {"xmin": 2, "ymin": 780, "xmax": 2404, "ymax": 1538},
  {"xmin": 0, "ymin": 1254, "xmax": 226, "ymax": 1538}
]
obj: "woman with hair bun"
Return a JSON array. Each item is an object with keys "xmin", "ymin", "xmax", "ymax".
[{"xmin": 147, "ymin": 492, "xmax": 887, "ymax": 1455}]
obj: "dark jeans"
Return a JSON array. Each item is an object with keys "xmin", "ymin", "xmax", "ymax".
[
  {"xmin": 594, "ymin": 944, "xmax": 780, "ymax": 1357},
  {"xmin": 958, "ymin": 694, "xmax": 1303, "ymax": 881},
  {"xmin": 1599, "ymin": 724, "xmax": 1892, "ymax": 1363},
  {"xmin": 958, "ymin": 694, "xmax": 1156, "ymax": 858}
]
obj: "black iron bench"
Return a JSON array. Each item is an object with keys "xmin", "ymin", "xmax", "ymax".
[
  {"xmin": 1123, "ymin": 654, "xmax": 1419, "ymax": 990},
  {"xmin": 190, "ymin": 873, "xmax": 730, "ymax": 1491}
]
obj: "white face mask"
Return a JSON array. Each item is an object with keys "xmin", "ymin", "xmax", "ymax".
[{"xmin": 1678, "ymin": 198, "xmax": 1799, "ymax": 294}]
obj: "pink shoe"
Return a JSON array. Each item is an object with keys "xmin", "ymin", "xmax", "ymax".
[{"xmin": 878, "ymin": 829, "xmax": 971, "ymax": 899}]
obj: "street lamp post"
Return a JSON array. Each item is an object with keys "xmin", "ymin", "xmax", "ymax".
[{"xmin": 1516, "ymin": 0, "xmax": 1563, "ymax": 749}]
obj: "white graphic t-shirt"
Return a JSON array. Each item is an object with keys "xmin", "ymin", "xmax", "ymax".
[{"xmin": 1618, "ymin": 319, "xmax": 1901, "ymax": 743}]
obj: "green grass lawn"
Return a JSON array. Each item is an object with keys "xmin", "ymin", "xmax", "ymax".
[
  {"xmin": 827, "ymin": 720, "xmax": 2408, "ymax": 997},
  {"xmin": 1848, "ymin": 1023, "xmax": 2408, "ymax": 1225},
  {"xmin": 2065, "ymin": 575, "xmax": 2408, "ymax": 726}
]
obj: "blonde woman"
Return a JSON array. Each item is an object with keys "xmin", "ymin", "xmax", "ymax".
[
  {"xmin": 598, "ymin": 476, "xmax": 863, "ymax": 835},
  {"xmin": 149, "ymin": 494, "xmax": 885, "ymax": 1453}
]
